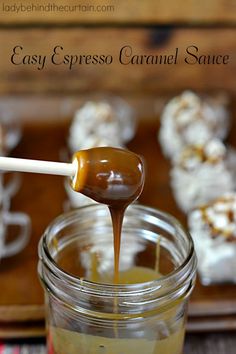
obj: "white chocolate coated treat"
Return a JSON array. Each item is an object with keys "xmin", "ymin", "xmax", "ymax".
[
  {"xmin": 72, "ymin": 134, "xmax": 122, "ymax": 150},
  {"xmin": 188, "ymin": 193, "xmax": 236, "ymax": 284},
  {"xmin": 68, "ymin": 99, "xmax": 135, "ymax": 152},
  {"xmin": 158, "ymin": 91, "xmax": 230, "ymax": 159},
  {"xmin": 170, "ymin": 140, "xmax": 234, "ymax": 213}
]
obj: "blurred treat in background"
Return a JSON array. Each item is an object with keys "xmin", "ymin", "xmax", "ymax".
[
  {"xmin": 68, "ymin": 96, "xmax": 136, "ymax": 152},
  {"xmin": 170, "ymin": 139, "xmax": 235, "ymax": 213},
  {"xmin": 188, "ymin": 193, "xmax": 236, "ymax": 285},
  {"xmin": 158, "ymin": 91, "xmax": 230, "ymax": 160}
]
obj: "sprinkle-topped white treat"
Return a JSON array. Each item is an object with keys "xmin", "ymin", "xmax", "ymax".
[
  {"xmin": 158, "ymin": 91, "xmax": 230, "ymax": 159},
  {"xmin": 188, "ymin": 193, "xmax": 236, "ymax": 284},
  {"xmin": 171, "ymin": 139, "xmax": 234, "ymax": 213}
]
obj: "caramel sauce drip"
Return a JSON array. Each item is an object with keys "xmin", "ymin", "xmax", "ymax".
[{"xmin": 71, "ymin": 147, "xmax": 145, "ymax": 283}]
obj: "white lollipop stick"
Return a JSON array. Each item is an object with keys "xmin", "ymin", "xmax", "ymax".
[{"xmin": 0, "ymin": 156, "xmax": 77, "ymax": 177}]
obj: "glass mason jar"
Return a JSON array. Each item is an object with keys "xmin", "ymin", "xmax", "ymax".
[{"xmin": 38, "ymin": 204, "xmax": 197, "ymax": 354}]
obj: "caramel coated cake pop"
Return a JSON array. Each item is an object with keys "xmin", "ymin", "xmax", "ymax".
[
  {"xmin": 68, "ymin": 98, "xmax": 135, "ymax": 153},
  {"xmin": 65, "ymin": 135, "xmax": 124, "ymax": 208},
  {"xmin": 188, "ymin": 193, "xmax": 236, "ymax": 284},
  {"xmin": 170, "ymin": 139, "xmax": 235, "ymax": 213},
  {"xmin": 158, "ymin": 91, "xmax": 230, "ymax": 159}
]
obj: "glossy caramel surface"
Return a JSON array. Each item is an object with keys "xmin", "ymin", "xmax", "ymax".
[{"xmin": 72, "ymin": 147, "xmax": 145, "ymax": 208}]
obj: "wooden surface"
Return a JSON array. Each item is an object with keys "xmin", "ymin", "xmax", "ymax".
[
  {"xmin": 1, "ymin": 108, "xmax": 236, "ymax": 338},
  {"xmin": 0, "ymin": 28, "xmax": 235, "ymax": 95},
  {"xmin": 0, "ymin": 0, "xmax": 235, "ymax": 25},
  {"xmin": 185, "ymin": 332, "xmax": 236, "ymax": 354}
]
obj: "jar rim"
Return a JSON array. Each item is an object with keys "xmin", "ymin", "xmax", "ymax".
[{"xmin": 39, "ymin": 203, "xmax": 197, "ymax": 298}]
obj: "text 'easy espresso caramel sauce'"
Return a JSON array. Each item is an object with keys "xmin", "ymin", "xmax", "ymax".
[{"xmin": 71, "ymin": 147, "xmax": 145, "ymax": 283}]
